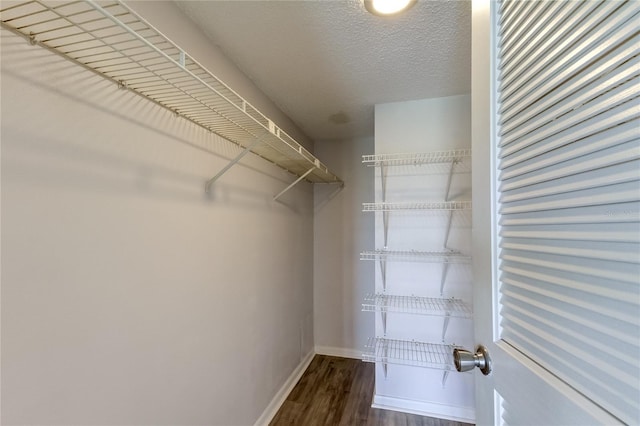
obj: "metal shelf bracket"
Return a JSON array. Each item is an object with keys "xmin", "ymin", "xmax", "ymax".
[
  {"xmin": 273, "ymin": 165, "xmax": 316, "ymax": 202},
  {"xmin": 382, "ymin": 341, "xmax": 389, "ymax": 379},
  {"xmin": 381, "ymin": 311, "xmax": 388, "ymax": 335},
  {"xmin": 442, "ymin": 312, "xmax": 451, "ymax": 342},
  {"xmin": 442, "ymin": 370, "xmax": 450, "ymax": 388},
  {"xmin": 379, "ymin": 259, "xmax": 387, "ymax": 292},
  {"xmin": 443, "ymin": 210, "xmax": 454, "ymax": 249},
  {"xmin": 205, "ymin": 137, "xmax": 264, "ymax": 193},
  {"xmin": 380, "ymin": 164, "xmax": 388, "ymax": 203},
  {"xmin": 440, "ymin": 262, "xmax": 450, "ymax": 296},
  {"xmin": 380, "ymin": 165, "xmax": 389, "ymax": 248},
  {"xmin": 444, "ymin": 159, "xmax": 458, "ymax": 202}
]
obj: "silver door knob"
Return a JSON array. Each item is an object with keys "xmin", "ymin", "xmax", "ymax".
[{"xmin": 453, "ymin": 345, "xmax": 492, "ymax": 375}]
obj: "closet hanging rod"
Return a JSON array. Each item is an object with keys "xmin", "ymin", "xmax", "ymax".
[{"xmin": 0, "ymin": 0, "xmax": 343, "ymax": 191}]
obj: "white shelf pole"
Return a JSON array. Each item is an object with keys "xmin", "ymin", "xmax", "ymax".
[{"xmin": 273, "ymin": 167, "xmax": 315, "ymax": 201}]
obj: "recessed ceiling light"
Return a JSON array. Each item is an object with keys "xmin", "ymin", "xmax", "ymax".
[{"xmin": 363, "ymin": 0, "xmax": 417, "ymax": 16}]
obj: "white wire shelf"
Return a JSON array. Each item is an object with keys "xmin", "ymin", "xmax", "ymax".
[
  {"xmin": 360, "ymin": 250, "xmax": 471, "ymax": 264},
  {"xmin": 362, "ymin": 149, "xmax": 471, "ymax": 168},
  {"xmin": 362, "ymin": 294, "xmax": 472, "ymax": 318},
  {"xmin": 0, "ymin": 0, "xmax": 342, "ymax": 188},
  {"xmin": 363, "ymin": 337, "xmax": 456, "ymax": 371},
  {"xmin": 362, "ymin": 201, "xmax": 472, "ymax": 212}
]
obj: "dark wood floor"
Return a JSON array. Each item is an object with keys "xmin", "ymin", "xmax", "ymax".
[{"xmin": 270, "ymin": 355, "xmax": 473, "ymax": 426}]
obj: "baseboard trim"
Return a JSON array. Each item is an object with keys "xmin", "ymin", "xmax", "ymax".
[
  {"xmin": 372, "ymin": 395, "xmax": 475, "ymax": 424},
  {"xmin": 254, "ymin": 350, "xmax": 315, "ymax": 426},
  {"xmin": 314, "ymin": 345, "xmax": 362, "ymax": 360}
]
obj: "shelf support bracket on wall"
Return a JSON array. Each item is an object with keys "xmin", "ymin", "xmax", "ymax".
[
  {"xmin": 273, "ymin": 165, "xmax": 316, "ymax": 202},
  {"xmin": 444, "ymin": 159, "xmax": 457, "ymax": 202},
  {"xmin": 380, "ymin": 165, "xmax": 389, "ymax": 248},
  {"xmin": 380, "ymin": 164, "xmax": 388, "ymax": 203},
  {"xmin": 379, "ymin": 259, "xmax": 387, "ymax": 292},
  {"xmin": 443, "ymin": 210, "xmax": 454, "ymax": 249},
  {"xmin": 442, "ymin": 313, "xmax": 451, "ymax": 342},
  {"xmin": 382, "ymin": 340, "xmax": 389, "ymax": 379},
  {"xmin": 439, "ymin": 262, "xmax": 450, "ymax": 296},
  {"xmin": 442, "ymin": 370, "xmax": 450, "ymax": 388},
  {"xmin": 205, "ymin": 137, "xmax": 264, "ymax": 193},
  {"xmin": 383, "ymin": 211, "xmax": 390, "ymax": 249},
  {"xmin": 381, "ymin": 311, "xmax": 388, "ymax": 335}
]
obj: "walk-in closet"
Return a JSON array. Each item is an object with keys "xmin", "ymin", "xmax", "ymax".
[{"xmin": 2, "ymin": 1, "xmax": 638, "ymax": 425}]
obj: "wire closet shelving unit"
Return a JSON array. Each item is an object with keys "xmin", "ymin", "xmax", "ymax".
[
  {"xmin": 363, "ymin": 149, "xmax": 472, "ymax": 250},
  {"xmin": 362, "ymin": 149, "xmax": 472, "ymax": 168},
  {"xmin": 362, "ymin": 201, "xmax": 472, "ymax": 212},
  {"xmin": 363, "ymin": 337, "xmax": 456, "ymax": 370},
  {"xmin": 362, "ymin": 294, "xmax": 471, "ymax": 318},
  {"xmin": 360, "ymin": 249, "xmax": 471, "ymax": 264},
  {"xmin": 0, "ymin": 0, "xmax": 343, "ymax": 200},
  {"xmin": 362, "ymin": 294, "xmax": 472, "ymax": 341},
  {"xmin": 361, "ymin": 148, "xmax": 473, "ymax": 385},
  {"xmin": 363, "ymin": 337, "xmax": 460, "ymax": 387}
]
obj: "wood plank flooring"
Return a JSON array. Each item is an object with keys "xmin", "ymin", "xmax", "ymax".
[{"xmin": 270, "ymin": 355, "xmax": 473, "ymax": 426}]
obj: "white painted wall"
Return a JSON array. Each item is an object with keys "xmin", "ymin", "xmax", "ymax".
[
  {"xmin": 313, "ymin": 137, "xmax": 375, "ymax": 358},
  {"xmin": 372, "ymin": 95, "xmax": 475, "ymax": 422},
  {"xmin": 1, "ymin": 3, "xmax": 317, "ymax": 424}
]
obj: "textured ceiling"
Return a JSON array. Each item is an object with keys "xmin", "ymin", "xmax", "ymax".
[{"xmin": 175, "ymin": 0, "xmax": 471, "ymax": 142}]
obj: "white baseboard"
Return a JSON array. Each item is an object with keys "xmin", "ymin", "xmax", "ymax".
[
  {"xmin": 314, "ymin": 345, "xmax": 362, "ymax": 360},
  {"xmin": 254, "ymin": 350, "xmax": 315, "ymax": 426},
  {"xmin": 373, "ymin": 395, "xmax": 475, "ymax": 424}
]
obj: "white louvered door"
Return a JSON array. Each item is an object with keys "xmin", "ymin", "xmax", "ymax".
[{"xmin": 471, "ymin": 1, "xmax": 639, "ymax": 425}]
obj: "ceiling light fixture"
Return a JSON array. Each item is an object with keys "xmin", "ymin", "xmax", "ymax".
[{"xmin": 363, "ymin": 0, "xmax": 417, "ymax": 16}]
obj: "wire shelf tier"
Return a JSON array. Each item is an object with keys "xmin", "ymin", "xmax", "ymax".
[
  {"xmin": 360, "ymin": 250, "xmax": 471, "ymax": 264},
  {"xmin": 362, "ymin": 294, "xmax": 472, "ymax": 318},
  {"xmin": 362, "ymin": 201, "xmax": 472, "ymax": 212},
  {"xmin": 362, "ymin": 149, "xmax": 471, "ymax": 168},
  {"xmin": 0, "ymin": 0, "xmax": 342, "ymax": 185},
  {"xmin": 363, "ymin": 337, "xmax": 456, "ymax": 370}
]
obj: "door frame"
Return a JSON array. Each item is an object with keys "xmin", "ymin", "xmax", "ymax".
[{"xmin": 471, "ymin": 0, "xmax": 497, "ymax": 423}]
